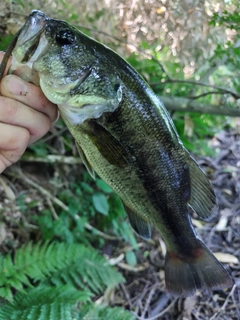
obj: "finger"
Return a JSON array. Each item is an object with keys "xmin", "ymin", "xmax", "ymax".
[
  {"xmin": 0, "ymin": 75, "xmax": 58, "ymax": 123},
  {"xmin": 0, "ymin": 123, "xmax": 30, "ymax": 173},
  {"xmin": 0, "ymin": 96, "xmax": 51, "ymax": 144},
  {"xmin": 0, "ymin": 52, "xmax": 12, "ymax": 79}
]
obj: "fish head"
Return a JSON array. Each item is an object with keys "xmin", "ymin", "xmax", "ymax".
[{"xmin": 10, "ymin": 10, "xmax": 123, "ymax": 124}]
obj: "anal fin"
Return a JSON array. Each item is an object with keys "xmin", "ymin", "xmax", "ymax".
[
  {"xmin": 124, "ymin": 204, "xmax": 152, "ymax": 240},
  {"xmin": 187, "ymin": 152, "xmax": 218, "ymax": 221}
]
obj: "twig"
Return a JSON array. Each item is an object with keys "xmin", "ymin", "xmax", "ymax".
[
  {"xmin": 12, "ymin": 168, "xmax": 121, "ymax": 241},
  {"xmin": 141, "ymin": 286, "xmax": 157, "ymax": 319},
  {"xmin": 152, "ymin": 79, "xmax": 240, "ymax": 99},
  {"xmin": 84, "ymin": 222, "xmax": 120, "ymax": 240},
  {"xmin": 119, "ymin": 283, "xmax": 133, "ymax": 309},
  {"xmin": 135, "ymin": 281, "xmax": 152, "ymax": 316},
  {"xmin": 209, "ymin": 284, "xmax": 238, "ymax": 320},
  {"xmin": 39, "ymin": 127, "xmax": 68, "ymax": 144},
  {"xmin": 20, "ymin": 155, "xmax": 82, "ymax": 165},
  {"xmin": 189, "ymin": 91, "xmax": 222, "ymax": 99},
  {"xmin": 108, "ymin": 253, "xmax": 125, "ymax": 265},
  {"xmin": 135, "ymin": 298, "xmax": 177, "ymax": 320},
  {"xmin": 46, "ymin": 197, "xmax": 59, "ymax": 220},
  {"xmin": 16, "ymin": 169, "xmax": 69, "ymax": 211},
  {"xmin": 117, "ymin": 262, "xmax": 148, "ymax": 272}
]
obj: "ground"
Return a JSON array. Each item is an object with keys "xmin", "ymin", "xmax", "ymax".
[{"xmin": 0, "ymin": 128, "xmax": 239, "ymax": 319}]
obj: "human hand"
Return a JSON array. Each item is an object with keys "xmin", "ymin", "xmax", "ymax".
[{"xmin": 0, "ymin": 52, "xmax": 58, "ymax": 174}]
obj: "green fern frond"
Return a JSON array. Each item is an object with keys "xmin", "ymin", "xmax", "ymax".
[
  {"xmin": 42, "ymin": 243, "xmax": 124, "ymax": 293},
  {"xmin": 77, "ymin": 304, "xmax": 136, "ymax": 320},
  {"xmin": 0, "ymin": 241, "xmax": 124, "ymax": 301},
  {"xmin": 0, "ymin": 286, "xmax": 91, "ymax": 320}
]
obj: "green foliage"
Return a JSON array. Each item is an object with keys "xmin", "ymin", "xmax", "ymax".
[
  {"xmin": 0, "ymin": 241, "xmax": 123, "ymax": 302},
  {"xmin": 0, "ymin": 35, "xmax": 14, "ymax": 52},
  {"xmin": 33, "ymin": 173, "xmax": 136, "ymax": 247},
  {"xmin": 78, "ymin": 304, "xmax": 136, "ymax": 320},
  {"xmin": 0, "ymin": 242, "xmax": 135, "ymax": 320},
  {"xmin": 0, "ymin": 286, "xmax": 90, "ymax": 320},
  {"xmin": 210, "ymin": 10, "xmax": 240, "ymax": 30}
]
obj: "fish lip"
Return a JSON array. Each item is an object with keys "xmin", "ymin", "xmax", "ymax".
[
  {"xmin": 9, "ymin": 10, "xmax": 50, "ymax": 84},
  {"xmin": 16, "ymin": 10, "xmax": 48, "ymax": 64},
  {"xmin": 17, "ymin": 11, "xmax": 47, "ymax": 47}
]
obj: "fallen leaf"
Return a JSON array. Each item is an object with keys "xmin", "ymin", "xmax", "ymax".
[
  {"xmin": 0, "ymin": 223, "xmax": 7, "ymax": 245},
  {"xmin": 192, "ymin": 219, "xmax": 204, "ymax": 229},
  {"xmin": 215, "ymin": 216, "xmax": 228, "ymax": 231},
  {"xmin": 214, "ymin": 252, "xmax": 239, "ymax": 264},
  {"xmin": 0, "ymin": 177, "xmax": 15, "ymax": 200}
]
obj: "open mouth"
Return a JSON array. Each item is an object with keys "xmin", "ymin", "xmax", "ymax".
[
  {"xmin": 0, "ymin": 10, "xmax": 48, "ymax": 80},
  {"xmin": 16, "ymin": 11, "xmax": 47, "ymax": 64}
]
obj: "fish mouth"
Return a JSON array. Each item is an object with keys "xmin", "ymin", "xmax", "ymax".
[
  {"xmin": 10, "ymin": 11, "xmax": 49, "ymax": 84},
  {"xmin": 17, "ymin": 10, "xmax": 48, "ymax": 63}
]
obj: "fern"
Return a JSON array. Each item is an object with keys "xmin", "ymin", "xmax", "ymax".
[
  {"xmin": 0, "ymin": 290, "xmax": 135, "ymax": 320},
  {"xmin": 0, "ymin": 242, "xmax": 135, "ymax": 320},
  {"xmin": 0, "ymin": 241, "xmax": 124, "ymax": 301},
  {"xmin": 0, "ymin": 286, "xmax": 91, "ymax": 320},
  {"xmin": 77, "ymin": 304, "xmax": 136, "ymax": 320}
]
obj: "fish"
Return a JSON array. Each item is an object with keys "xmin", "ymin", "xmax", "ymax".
[{"xmin": 0, "ymin": 10, "xmax": 233, "ymax": 297}]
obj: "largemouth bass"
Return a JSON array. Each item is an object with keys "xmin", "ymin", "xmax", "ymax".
[{"xmin": 0, "ymin": 10, "xmax": 233, "ymax": 297}]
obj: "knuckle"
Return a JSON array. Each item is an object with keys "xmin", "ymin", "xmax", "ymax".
[
  {"xmin": 2, "ymin": 97, "xmax": 19, "ymax": 119},
  {"xmin": 11, "ymin": 128, "xmax": 30, "ymax": 150},
  {"xmin": 39, "ymin": 116, "xmax": 51, "ymax": 136},
  {"xmin": 30, "ymin": 115, "xmax": 50, "ymax": 142}
]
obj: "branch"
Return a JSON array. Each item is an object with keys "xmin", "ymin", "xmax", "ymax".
[
  {"xmin": 189, "ymin": 91, "xmax": 221, "ymax": 99},
  {"xmin": 20, "ymin": 155, "xmax": 82, "ymax": 165},
  {"xmin": 152, "ymin": 79, "xmax": 240, "ymax": 99},
  {"xmin": 159, "ymin": 95, "xmax": 240, "ymax": 117}
]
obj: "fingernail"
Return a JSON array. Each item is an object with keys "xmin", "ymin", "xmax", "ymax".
[{"xmin": 6, "ymin": 76, "xmax": 28, "ymax": 96}]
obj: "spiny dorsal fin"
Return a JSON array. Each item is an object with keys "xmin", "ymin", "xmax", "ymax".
[
  {"xmin": 124, "ymin": 204, "xmax": 152, "ymax": 240},
  {"xmin": 187, "ymin": 153, "xmax": 218, "ymax": 221}
]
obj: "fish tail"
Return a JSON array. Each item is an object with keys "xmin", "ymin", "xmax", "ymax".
[{"xmin": 165, "ymin": 238, "xmax": 233, "ymax": 297}]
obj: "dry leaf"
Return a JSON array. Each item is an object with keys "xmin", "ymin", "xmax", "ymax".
[
  {"xmin": 192, "ymin": 219, "xmax": 204, "ymax": 229},
  {"xmin": 214, "ymin": 252, "xmax": 239, "ymax": 264},
  {"xmin": 0, "ymin": 223, "xmax": 7, "ymax": 245},
  {"xmin": 215, "ymin": 216, "xmax": 228, "ymax": 231},
  {"xmin": 0, "ymin": 177, "xmax": 15, "ymax": 200}
]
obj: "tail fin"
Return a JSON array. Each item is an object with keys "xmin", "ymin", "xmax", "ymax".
[{"xmin": 165, "ymin": 239, "xmax": 233, "ymax": 297}]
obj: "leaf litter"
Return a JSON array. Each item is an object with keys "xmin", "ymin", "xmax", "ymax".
[{"xmin": 114, "ymin": 129, "xmax": 240, "ymax": 319}]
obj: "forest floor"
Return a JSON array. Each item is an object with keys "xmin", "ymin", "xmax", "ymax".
[
  {"xmin": 0, "ymin": 129, "xmax": 239, "ymax": 319},
  {"xmin": 115, "ymin": 129, "xmax": 240, "ymax": 320}
]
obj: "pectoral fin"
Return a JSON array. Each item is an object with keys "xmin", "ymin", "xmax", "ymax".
[
  {"xmin": 85, "ymin": 121, "xmax": 129, "ymax": 168},
  {"xmin": 124, "ymin": 204, "xmax": 152, "ymax": 240},
  {"xmin": 187, "ymin": 152, "xmax": 218, "ymax": 221},
  {"xmin": 76, "ymin": 142, "xmax": 95, "ymax": 180}
]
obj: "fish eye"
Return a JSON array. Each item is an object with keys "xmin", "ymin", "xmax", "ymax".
[{"xmin": 55, "ymin": 29, "xmax": 76, "ymax": 46}]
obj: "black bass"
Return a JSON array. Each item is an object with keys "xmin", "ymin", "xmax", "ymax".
[{"xmin": 0, "ymin": 10, "xmax": 233, "ymax": 297}]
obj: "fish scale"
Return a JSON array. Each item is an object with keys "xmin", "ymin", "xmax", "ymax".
[{"xmin": 0, "ymin": 10, "xmax": 233, "ymax": 297}]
